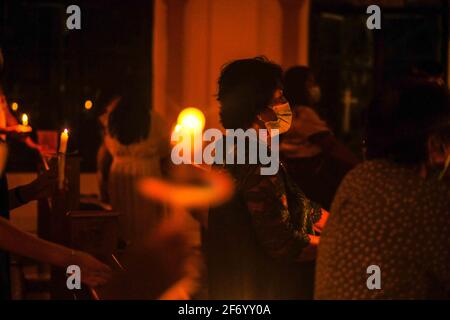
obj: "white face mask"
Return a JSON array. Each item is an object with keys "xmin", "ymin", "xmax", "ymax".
[{"xmin": 262, "ymin": 102, "xmax": 292, "ymax": 135}]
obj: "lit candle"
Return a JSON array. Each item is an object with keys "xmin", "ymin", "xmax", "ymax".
[
  {"xmin": 58, "ymin": 128, "xmax": 69, "ymax": 190},
  {"xmin": 59, "ymin": 128, "xmax": 69, "ymax": 154},
  {"xmin": 172, "ymin": 108, "xmax": 205, "ymax": 164},
  {"xmin": 22, "ymin": 114, "xmax": 29, "ymax": 127}
]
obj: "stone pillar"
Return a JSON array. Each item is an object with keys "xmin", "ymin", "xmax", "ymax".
[{"xmin": 163, "ymin": 0, "xmax": 188, "ymax": 123}]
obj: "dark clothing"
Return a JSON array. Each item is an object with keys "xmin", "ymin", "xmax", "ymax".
[
  {"xmin": 0, "ymin": 172, "xmax": 11, "ymax": 300},
  {"xmin": 208, "ymin": 150, "xmax": 322, "ymax": 299},
  {"xmin": 282, "ymin": 151, "xmax": 354, "ymax": 210},
  {"xmin": 280, "ymin": 105, "xmax": 359, "ymax": 210}
]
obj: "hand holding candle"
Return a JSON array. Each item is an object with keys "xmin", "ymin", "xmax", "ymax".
[{"xmin": 12, "ymin": 113, "xmax": 32, "ymax": 133}]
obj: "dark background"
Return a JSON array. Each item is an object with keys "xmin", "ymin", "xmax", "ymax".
[
  {"xmin": 309, "ymin": 0, "xmax": 448, "ymax": 155},
  {"xmin": 0, "ymin": 0, "xmax": 448, "ymax": 171},
  {"xmin": 0, "ymin": 0, "xmax": 153, "ymax": 172}
]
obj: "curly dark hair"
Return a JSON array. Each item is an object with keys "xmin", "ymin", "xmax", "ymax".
[
  {"xmin": 283, "ymin": 66, "xmax": 312, "ymax": 107},
  {"xmin": 365, "ymin": 77, "xmax": 450, "ymax": 164},
  {"xmin": 107, "ymin": 84, "xmax": 151, "ymax": 146},
  {"xmin": 217, "ymin": 57, "xmax": 282, "ymax": 129}
]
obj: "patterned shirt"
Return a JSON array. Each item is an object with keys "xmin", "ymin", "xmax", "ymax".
[
  {"xmin": 208, "ymin": 140, "xmax": 322, "ymax": 299},
  {"xmin": 315, "ymin": 159, "xmax": 450, "ymax": 299}
]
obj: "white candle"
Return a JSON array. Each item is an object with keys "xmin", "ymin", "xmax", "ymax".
[
  {"xmin": 22, "ymin": 114, "xmax": 28, "ymax": 127},
  {"xmin": 58, "ymin": 128, "xmax": 69, "ymax": 190},
  {"xmin": 59, "ymin": 128, "xmax": 69, "ymax": 154}
]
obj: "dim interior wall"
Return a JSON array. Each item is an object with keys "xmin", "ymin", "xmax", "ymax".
[
  {"xmin": 153, "ymin": 0, "xmax": 310, "ymax": 131},
  {"xmin": 6, "ymin": 173, "xmax": 37, "ymax": 234},
  {"xmin": 298, "ymin": 0, "xmax": 310, "ymax": 66}
]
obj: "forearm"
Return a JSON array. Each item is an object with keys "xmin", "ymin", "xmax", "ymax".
[
  {"xmin": 97, "ymin": 143, "xmax": 112, "ymax": 202},
  {"xmin": 97, "ymin": 143, "xmax": 112, "ymax": 182},
  {"xmin": 8, "ymin": 187, "xmax": 26, "ymax": 210},
  {"xmin": 245, "ymin": 172, "xmax": 311, "ymax": 259},
  {"xmin": 24, "ymin": 136, "xmax": 39, "ymax": 149},
  {"xmin": 0, "ymin": 126, "xmax": 12, "ymax": 134},
  {"xmin": 8, "ymin": 185, "xmax": 36, "ymax": 210},
  {"xmin": 0, "ymin": 217, "xmax": 73, "ymax": 267}
]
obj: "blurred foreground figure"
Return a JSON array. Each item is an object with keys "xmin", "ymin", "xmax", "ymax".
[
  {"xmin": 315, "ymin": 78, "xmax": 450, "ymax": 299},
  {"xmin": 208, "ymin": 57, "xmax": 329, "ymax": 300},
  {"xmin": 281, "ymin": 66, "xmax": 359, "ymax": 210},
  {"xmin": 97, "ymin": 166, "xmax": 234, "ymax": 299},
  {"xmin": 95, "ymin": 214, "xmax": 200, "ymax": 300},
  {"xmin": 97, "ymin": 86, "xmax": 171, "ymax": 246}
]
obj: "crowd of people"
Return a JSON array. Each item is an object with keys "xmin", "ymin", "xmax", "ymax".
[{"xmin": 0, "ymin": 54, "xmax": 449, "ymax": 300}]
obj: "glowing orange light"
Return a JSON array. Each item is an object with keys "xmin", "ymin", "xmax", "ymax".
[
  {"xmin": 176, "ymin": 107, "xmax": 205, "ymax": 133},
  {"xmin": 84, "ymin": 100, "xmax": 93, "ymax": 110},
  {"xmin": 11, "ymin": 102, "xmax": 19, "ymax": 111},
  {"xmin": 174, "ymin": 124, "xmax": 183, "ymax": 133}
]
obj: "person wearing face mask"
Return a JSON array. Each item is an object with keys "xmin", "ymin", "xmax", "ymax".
[
  {"xmin": 280, "ymin": 66, "xmax": 360, "ymax": 210},
  {"xmin": 316, "ymin": 78, "xmax": 450, "ymax": 299},
  {"xmin": 207, "ymin": 57, "xmax": 329, "ymax": 300},
  {"xmin": 256, "ymin": 94, "xmax": 293, "ymax": 136}
]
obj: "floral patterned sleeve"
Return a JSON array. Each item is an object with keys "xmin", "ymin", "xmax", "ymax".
[
  {"xmin": 238, "ymin": 164, "xmax": 313, "ymax": 260},
  {"xmin": 310, "ymin": 201, "xmax": 323, "ymax": 224}
]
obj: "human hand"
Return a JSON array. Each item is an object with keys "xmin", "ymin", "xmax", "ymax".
[
  {"xmin": 71, "ymin": 251, "xmax": 112, "ymax": 287},
  {"xmin": 298, "ymin": 235, "xmax": 319, "ymax": 262},
  {"xmin": 9, "ymin": 124, "xmax": 32, "ymax": 134}
]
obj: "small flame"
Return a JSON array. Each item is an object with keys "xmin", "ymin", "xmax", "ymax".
[
  {"xmin": 177, "ymin": 107, "xmax": 205, "ymax": 133},
  {"xmin": 21, "ymin": 114, "xmax": 28, "ymax": 126},
  {"xmin": 84, "ymin": 100, "xmax": 93, "ymax": 110}
]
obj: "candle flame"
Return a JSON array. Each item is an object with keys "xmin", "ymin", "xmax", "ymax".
[
  {"xmin": 63, "ymin": 128, "xmax": 69, "ymax": 134},
  {"xmin": 84, "ymin": 100, "xmax": 93, "ymax": 110},
  {"xmin": 22, "ymin": 114, "xmax": 28, "ymax": 126},
  {"xmin": 177, "ymin": 107, "xmax": 205, "ymax": 133}
]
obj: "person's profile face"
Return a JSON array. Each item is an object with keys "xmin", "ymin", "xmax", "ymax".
[{"xmin": 258, "ymin": 88, "xmax": 285, "ymax": 123}]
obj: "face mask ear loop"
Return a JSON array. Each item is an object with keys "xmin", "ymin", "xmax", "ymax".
[{"xmin": 438, "ymin": 146, "xmax": 450, "ymax": 181}]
